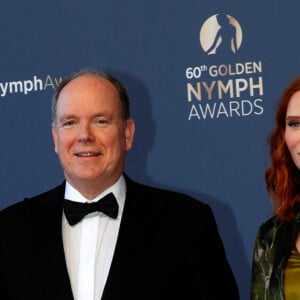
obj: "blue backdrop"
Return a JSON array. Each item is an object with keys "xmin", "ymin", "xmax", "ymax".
[{"xmin": 1, "ymin": 1, "xmax": 299, "ymax": 298}]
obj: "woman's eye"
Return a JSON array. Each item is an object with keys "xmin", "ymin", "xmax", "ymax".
[{"xmin": 288, "ymin": 121, "xmax": 300, "ymax": 128}]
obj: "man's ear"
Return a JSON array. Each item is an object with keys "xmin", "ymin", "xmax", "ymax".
[
  {"xmin": 52, "ymin": 126, "xmax": 59, "ymax": 154},
  {"xmin": 124, "ymin": 118, "xmax": 135, "ymax": 151}
]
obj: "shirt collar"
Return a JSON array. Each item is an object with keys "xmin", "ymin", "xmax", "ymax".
[{"xmin": 64, "ymin": 175, "xmax": 126, "ymax": 211}]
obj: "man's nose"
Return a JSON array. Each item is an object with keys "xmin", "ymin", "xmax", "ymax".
[{"xmin": 78, "ymin": 122, "xmax": 95, "ymax": 142}]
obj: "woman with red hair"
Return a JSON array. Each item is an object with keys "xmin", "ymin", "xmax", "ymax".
[{"xmin": 251, "ymin": 76, "xmax": 300, "ymax": 299}]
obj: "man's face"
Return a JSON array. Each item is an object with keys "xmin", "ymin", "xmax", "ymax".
[{"xmin": 52, "ymin": 75, "xmax": 135, "ymax": 197}]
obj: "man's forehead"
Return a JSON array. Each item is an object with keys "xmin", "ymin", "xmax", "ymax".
[
  {"xmin": 63, "ymin": 74, "xmax": 115, "ymax": 92},
  {"xmin": 58, "ymin": 76, "xmax": 118, "ymax": 102}
]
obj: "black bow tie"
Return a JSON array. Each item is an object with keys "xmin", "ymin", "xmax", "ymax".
[{"xmin": 64, "ymin": 192, "xmax": 119, "ymax": 226}]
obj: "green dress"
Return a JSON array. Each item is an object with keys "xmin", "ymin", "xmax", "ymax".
[
  {"xmin": 251, "ymin": 215, "xmax": 300, "ymax": 300},
  {"xmin": 284, "ymin": 247, "xmax": 300, "ymax": 299}
]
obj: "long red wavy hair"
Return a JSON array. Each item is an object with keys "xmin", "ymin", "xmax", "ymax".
[{"xmin": 266, "ymin": 76, "xmax": 300, "ymax": 222}]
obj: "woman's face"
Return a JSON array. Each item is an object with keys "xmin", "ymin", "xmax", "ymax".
[{"xmin": 285, "ymin": 90, "xmax": 300, "ymax": 169}]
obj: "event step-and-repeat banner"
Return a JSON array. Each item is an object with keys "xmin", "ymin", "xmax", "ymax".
[{"xmin": 0, "ymin": 1, "xmax": 298, "ymax": 298}]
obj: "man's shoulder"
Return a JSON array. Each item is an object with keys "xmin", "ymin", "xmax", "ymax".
[
  {"xmin": 125, "ymin": 174, "xmax": 211, "ymax": 213},
  {"xmin": 0, "ymin": 182, "xmax": 65, "ymax": 219}
]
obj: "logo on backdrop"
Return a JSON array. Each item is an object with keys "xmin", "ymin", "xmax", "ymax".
[
  {"xmin": 200, "ymin": 14, "xmax": 242, "ymax": 55},
  {"xmin": 0, "ymin": 74, "xmax": 64, "ymax": 98},
  {"xmin": 184, "ymin": 13, "xmax": 264, "ymax": 121}
]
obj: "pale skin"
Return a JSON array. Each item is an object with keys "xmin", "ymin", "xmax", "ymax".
[
  {"xmin": 52, "ymin": 74, "xmax": 135, "ymax": 200},
  {"xmin": 285, "ymin": 90, "xmax": 300, "ymax": 252}
]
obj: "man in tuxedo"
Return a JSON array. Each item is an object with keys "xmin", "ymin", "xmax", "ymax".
[{"xmin": 0, "ymin": 68, "xmax": 239, "ymax": 299}]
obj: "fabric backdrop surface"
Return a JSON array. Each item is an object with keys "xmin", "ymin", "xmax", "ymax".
[{"xmin": 0, "ymin": 1, "xmax": 298, "ymax": 298}]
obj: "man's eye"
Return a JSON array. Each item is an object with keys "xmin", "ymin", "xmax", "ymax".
[
  {"xmin": 95, "ymin": 118, "xmax": 109, "ymax": 126},
  {"xmin": 62, "ymin": 120, "xmax": 77, "ymax": 127}
]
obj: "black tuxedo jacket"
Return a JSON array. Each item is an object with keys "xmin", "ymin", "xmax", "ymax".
[{"xmin": 0, "ymin": 175, "xmax": 239, "ymax": 299}]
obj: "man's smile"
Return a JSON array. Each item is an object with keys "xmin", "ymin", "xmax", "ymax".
[{"xmin": 75, "ymin": 151, "xmax": 100, "ymax": 157}]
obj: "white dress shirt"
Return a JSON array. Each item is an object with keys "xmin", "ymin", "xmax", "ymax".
[{"xmin": 62, "ymin": 175, "xmax": 126, "ymax": 300}]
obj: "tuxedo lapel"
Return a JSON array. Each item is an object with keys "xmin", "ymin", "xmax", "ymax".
[
  {"xmin": 102, "ymin": 176, "xmax": 163, "ymax": 300},
  {"xmin": 0, "ymin": 182, "xmax": 74, "ymax": 299},
  {"xmin": 33, "ymin": 183, "xmax": 74, "ymax": 299}
]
